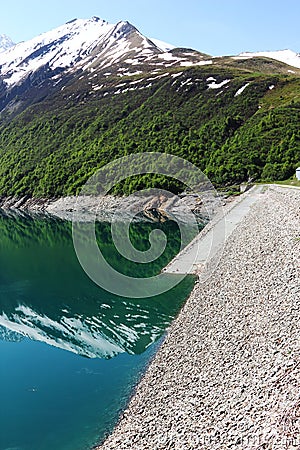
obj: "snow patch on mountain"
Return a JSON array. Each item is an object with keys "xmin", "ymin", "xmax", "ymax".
[
  {"xmin": 235, "ymin": 49, "xmax": 300, "ymax": 69},
  {"xmin": 235, "ymin": 82, "xmax": 250, "ymax": 97},
  {"xmin": 208, "ymin": 79, "xmax": 230, "ymax": 89},
  {"xmin": 149, "ymin": 38, "xmax": 175, "ymax": 52},
  {"xmin": 183, "ymin": 60, "xmax": 212, "ymax": 67}
]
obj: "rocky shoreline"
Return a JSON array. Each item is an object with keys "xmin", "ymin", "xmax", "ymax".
[
  {"xmin": 0, "ymin": 190, "xmax": 226, "ymax": 222},
  {"xmin": 0, "ymin": 195, "xmax": 52, "ymax": 210},
  {"xmin": 97, "ymin": 185, "xmax": 300, "ymax": 449}
]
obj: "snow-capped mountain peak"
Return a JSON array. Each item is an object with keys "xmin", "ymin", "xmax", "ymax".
[
  {"xmin": 0, "ymin": 17, "xmax": 116, "ymax": 85},
  {"xmin": 0, "ymin": 34, "xmax": 15, "ymax": 52},
  {"xmin": 0, "ymin": 17, "xmax": 210, "ymax": 89}
]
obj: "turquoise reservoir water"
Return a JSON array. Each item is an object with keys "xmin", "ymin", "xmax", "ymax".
[{"xmin": 0, "ymin": 211, "xmax": 197, "ymax": 450}]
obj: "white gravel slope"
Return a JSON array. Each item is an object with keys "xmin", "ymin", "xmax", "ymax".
[{"xmin": 98, "ymin": 186, "xmax": 300, "ymax": 450}]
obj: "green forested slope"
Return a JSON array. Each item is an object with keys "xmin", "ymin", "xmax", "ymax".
[{"xmin": 0, "ymin": 66, "xmax": 299, "ymax": 197}]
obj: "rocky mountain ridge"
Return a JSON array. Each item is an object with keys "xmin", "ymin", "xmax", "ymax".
[{"xmin": 0, "ymin": 17, "xmax": 299, "ymax": 116}]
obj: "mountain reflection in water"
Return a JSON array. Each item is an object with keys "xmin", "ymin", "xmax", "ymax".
[{"xmin": 0, "ymin": 210, "xmax": 197, "ymax": 359}]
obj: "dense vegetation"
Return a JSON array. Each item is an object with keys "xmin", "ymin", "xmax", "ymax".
[{"xmin": 0, "ymin": 65, "xmax": 299, "ymax": 197}]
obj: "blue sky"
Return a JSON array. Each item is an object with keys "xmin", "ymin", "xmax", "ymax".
[{"xmin": 1, "ymin": 0, "xmax": 299, "ymax": 56}]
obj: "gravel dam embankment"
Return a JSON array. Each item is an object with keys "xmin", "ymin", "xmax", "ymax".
[{"xmin": 98, "ymin": 185, "xmax": 300, "ymax": 450}]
